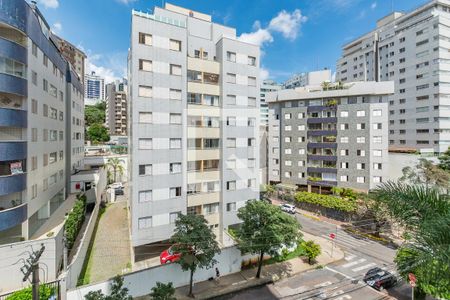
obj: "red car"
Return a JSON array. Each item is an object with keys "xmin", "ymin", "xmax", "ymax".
[{"xmin": 160, "ymin": 245, "xmax": 181, "ymax": 264}]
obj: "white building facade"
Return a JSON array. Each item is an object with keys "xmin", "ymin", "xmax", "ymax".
[{"xmin": 84, "ymin": 71, "xmax": 105, "ymax": 106}]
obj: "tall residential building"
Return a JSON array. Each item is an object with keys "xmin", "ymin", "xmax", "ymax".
[
  {"xmin": 260, "ymin": 80, "xmax": 282, "ymax": 125},
  {"xmin": 52, "ymin": 34, "xmax": 87, "ymax": 83},
  {"xmin": 284, "ymin": 69, "xmax": 332, "ymax": 89},
  {"xmin": 128, "ymin": 3, "xmax": 260, "ymax": 248},
  {"xmin": 106, "ymin": 79, "xmax": 128, "ymax": 136},
  {"xmin": 267, "ymin": 81, "xmax": 393, "ymax": 192},
  {"xmin": 336, "ymin": 0, "xmax": 450, "ymax": 153},
  {"xmin": 84, "ymin": 71, "xmax": 105, "ymax": 105},
  {"xmin": 0, "ymin": 0, "xmax": 84, "ymax": 243}
]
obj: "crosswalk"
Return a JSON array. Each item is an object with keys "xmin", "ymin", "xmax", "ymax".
[
  {"xmin": 321, "ymin": 232, "xmax": 373, "ymax": 249},
  {"xmin": 340, "ymin": 254, "xmax": 378, "ymax": 274}
]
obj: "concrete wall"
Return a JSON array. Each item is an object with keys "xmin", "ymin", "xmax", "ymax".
[{"xmin": 67, "ymin": 245, "xmax": 252, "ymax": 299}]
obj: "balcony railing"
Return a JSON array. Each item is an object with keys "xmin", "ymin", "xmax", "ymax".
[
  {"xmin": 307, "ymin": 179, "xmax": 338, "ymax": 187},
  {"xmin": 307, "ymin": 154, "xmax": 337, "ymax": 162},
  {"xmin": 0, "ymin": 203, "xmax": 27, "ymax": 231},
  {"xmin": 307, "ymin": 130, "xmax": 337, "ymax": 137},
  {"xmin": 0, "ymin": 173, "xmax": 26, "ymax": 196},
  {"xmin": 307, "ymin": 117, "xmax": 337, "ymax": 124},
  {"xmin": 307, "ymin": 142, "xmax": 337, "ymax": 149},
  {"xmin": 307, "ymin": 167, "xmax": 338, "ymax": 174},
  {"xmin": 0, "ymin": 141, "xmax": 27, "ymax": 161}
]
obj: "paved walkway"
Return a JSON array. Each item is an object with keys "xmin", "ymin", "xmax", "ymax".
[
  {"xmin": 88, "ymin": 199, "xmax": 131, "ymax": 283},
  {"xmin": 170, "ymin": 231, "xmax": 344, "ymax": 299}
]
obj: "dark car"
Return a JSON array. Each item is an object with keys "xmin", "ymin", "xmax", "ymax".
[
  {"xmin": 363, "ymin": 267, "xmax": 397, "ymax": 290},
  {"xmin": 115, "ymin": 188, "xmax": 124, "ymax": 196}
]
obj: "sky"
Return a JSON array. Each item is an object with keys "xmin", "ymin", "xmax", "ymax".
[{"xmin": 34, "ymin": 0, "xmax": 429, "ymax": 84}]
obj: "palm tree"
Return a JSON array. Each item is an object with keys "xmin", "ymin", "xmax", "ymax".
[
  {"xmin": 321, "ymin": 81, "xmax": 331, "ymax": 91},
  {"xmin": 106, "ymin": 158, "xmax": 124, "ymax": 183},
  {"xmin": 372, "ymin": 182, "xmax": 450, "ymax": 299}
]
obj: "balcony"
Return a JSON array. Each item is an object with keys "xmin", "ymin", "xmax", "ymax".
[
  {"xmin": 307, "ymin": 179, "xmax": 337, "ymax": 187},
  {"xmin": 307, "ymin": 155, "xmax": 337, "ymax": 162},
  {"xmin": 0, "ymin": 173, "xmax": 26, "ymax": 196},
  {"xmin": 307, "ymin": 167, "xmax": 337, "ymax": 174},
  {"xmin": 0, "ymin": 203, "xmax": 27, "ymax": 231},
  {"xmin": 307, "ymin": 130, "xmax": 337, "ymax": 137},
  {"xmin": 187, "ymin": 192, "xmax": 220, "ymax": 207},
  {"xmin": 0, "ymin": 108, "xmax": 27, "ymax": 127},
  {"xmin": 307, "ymin": 117, "xmax": 337, "ymax": 124},
  {"xmin": 307, "ymin": 142, "xmax": 337, "ymax": 149},
  {"xmin": 0, "ymin": 142, "xmax": 27, "ymax": 161},
  {"xmin": 0, "ymin": 73, "xmax": 27, "ymax": 97},
  {"xmin": 307, "ymin": 105, "xmax": 337, "ymax": 113}
]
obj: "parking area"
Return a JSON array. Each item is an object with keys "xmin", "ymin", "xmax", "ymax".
[{"xmin": 133, "ymin": 240, "xmax": 172, "ymax": 270}]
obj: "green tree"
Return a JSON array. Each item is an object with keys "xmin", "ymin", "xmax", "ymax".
[
  {"xmin": 149, "ymin": 282, "xmax": 176, "ymax": 300},
  {"xmin": 171, "ymin": 214, "xmax": 220, "ymax": 298},
  {"xmin": 372, "ymin": 182, "xmax": 450, "ymax": 299},
  {"xmin": 106, "ymin": 158, "xmax": 124, "ymax": 183},
  {"xmin": 87, "ymin": 123, "xmax": 110, "ymax": 143},
  {"xmin": 321, "ymin": 81, "xmax": 331, "ymax": 91},
  {"xmin": 438, "ymin": 147, "xmax": 450, "ymax": 171},
  {"xmin": 84, "ymin": 276, "xmax": 132, "ymax": 300},
  {"xmin": 236, "ymin": 199, "xmax": 301, "ymax": 278},
  {"xmin": 85, "ymin": 103, "xmax": 106, "ymax": 126},
  {"xmin": 302, "ymin": 240, "xmax": 321, "ymax": 264},
  {"xmin": 399, "ymin": 158, "xmax": 450, "ymax": 190},
  {"xmin": 358, "ymin": 192, "xmax": 389, "ymax": 237}
]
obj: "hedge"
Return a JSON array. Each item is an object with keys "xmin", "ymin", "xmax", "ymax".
[
  {"xmin": 294, "ymin": 192, "xmax": 357, "ymax": 212},
  {"xmin": 65, "ymin": 194, "xmax": 87, "ymax": 250},
  {"xmin": 6, "ymin": 285, "xmax": 56, "ymax": 300}
]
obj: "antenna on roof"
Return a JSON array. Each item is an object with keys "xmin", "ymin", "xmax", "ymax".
[{"xmin": 391, "ymin": 0, "xmax": 394, "ymax": 12}]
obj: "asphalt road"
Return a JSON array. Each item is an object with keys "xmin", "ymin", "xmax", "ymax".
[{"xmin": 220, "ymin": 211, "xmax": 412, "ymax": 300}]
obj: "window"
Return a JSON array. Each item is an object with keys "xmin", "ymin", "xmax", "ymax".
[
  {"xmin": 285, "ymin": 125, "xmax": 292, "ymax": 131},
  {"xmin": 298, "ymin": 125, "xmax": 305, "ymax": 131},
  {"xmin": 248, "ymin": 97, "xmax": 256, "ymax": 107},
  {"xmin": 32, "ymin": 128, "xmax": 37, "ymax": 142},
  {"xmin": 373, "ymin": 176, "xmax": 382, "ymax": 183},
  {"xmin": 169, "ymin": 39, "xmax": 181, "ymax": 51},
  {"xmin": 285, "ymin": 137, "xmax": 292, "ymax": 143},
  {"xmin": 31, "ymin": 184, "xmax": 37, "ymax": 199},
  {"xmin": 340, "ymin": 111, "xmax": 348, "ymax": 117},
  {"xmin": 170, "ymin": 212, "xmax": 180, "ymax": 224},
  {"xmin": 169, "ymin": 89, "xmax": 182, "ymax": 100},
  {"xmin": 170, "ymin": 113, "xmax": 182, "ymax": 124},
  {"xmin": 59, "ymin": 131, "xmax": 63, "ymax": 141},
  {"xmin": 49, "ymin": 130, "xmax": 57, "ymax": 141},
  {"xmin": 248, "ymin": 178, "xmax": 256, "ymax": 188},
  {"xmin": 357, "ymin": 176, "xmax": 365, "ymax": 183},
  {"xmin": 248, "ymin": 118, "xmax": 256, "ymax": 127},
  {"xmin": 227, "ymin": 51, "xmax": 236, "ymax": 62},
  {"xmin": 357, "ymin": 150, "xmax": 365, "ymax": 156},
  {"xmin": 340, "ymin": 176, "xmax": 348, "ymax": 182},
  {"xmin": 187, "ymin": 70, "xmax": 202, "ymax": 82},
  {"xmin": 59, "ymin": 111, "xmax": 63, "ymax": 121},
  {"xmin": 139, "ymin": 164, "xmax": 152, "ymax": 176},
  {"xmin": 227, "ymin": 117, "xmax": 236, "ymax": 126},
  {"xmin": 49, "ymin": 84, "xmax": 57, "ymax": 97},
  {"xmin": 341, "ymin": 162, "xmax": 348, "ymax": 169},
  {"xmin": 31, "ymin": 156, "xmax": 37, "ymax": 170},
  {"xmin": 43, "ymin": 55, "xmax": 48, "ymax": 67},
  {"xmin": 226, "ymin": 202, "xmax": 236, "ymax": 212},
  {"xmin": 139, "ymin": 33, "xmax": 152, "ymax": 45},
  {"xmin": 248, "ymin": 138, "xmax": 255, "ymax": 147},
  {"xmin": 43, "ymin": 153, "xmax": 48, "ymax": 166},
  {"xmin": 169, "ymin": 187, "xmax": 181, "ymax": 198},
  {"xmin": 248, "ymin": 76, "xmax": 256, "ymax": 86},
  {"xmin": 170, "ymin": 64, "xmax": 182, "ymax": 76},
  {"xmin": 43, "ymin": 79, "xmax": 48, "ymax": 92},
  {"xmin": 298, "ymin": 172, "xmax": 305, "ymax": 178},
  {"xmin": 373, "ymin": 123, "xmax": 382, "ymax": 130},
  {"xmin": 357, "ymin": 123, "xmax": 366, "ymax": 130},
  {"xmin": 357, "ymin": 163, "xmax": 365, "ymax": 170},
  {"xmin": 373, "ymin": 136, "xmax": 382, "ymax": 143},
  {"xmin": 204, "ymin": 203, "xmax": 219, "ymax": 215},
  {"xmin": 340, "ymin": 123, "xmax": 349, "ymax": 130},
  {"xmin": 49, "ymin": 152, "xmax": 57, "ymax": 164},
  {"xmin": 248, "ymin": 158, "xmax": 256, "ymax": 168},
  {"xmin": 298, "ymin": 149, "xmax": 306, "ymax": 155},
  {"xmin": 138, "ymin": 138, "xmax": 152, "ymax": 149},
  {"xmin": 285, "ymin": 160, "xmax": 292, "ymax": 166},
  {"xmin": 285, "ymin": 148, "xmax": 292, "ymax": 154},
  {"xmin": 285, "ymin": 171, "xmax": 292, "ymax": 178},
  {"xmin": 373, "ymin": 150, "xmax": 382, "ymax": 157},
  {"xmin": 138, "ymin": 217, "xmax": 152, "ymax": 229},
  {"xmin": 356, "ymin": 110, "xmax": 366, "ymax": 117},
  {"xmin": 139, "ymin": 59, "xmax": 152, "ymax": 71},
  {"xmin": 170, "ymin": 138, "xmax": 181, "ymax": 149},
  {"xmin": 227, "ymin": 95, "xmax": 236, "ymax": 105},
  {"xmin": 248, "ymin": 56, "xmax": 256, "ymax": 66},
  {"xmin": 340, "ymin": 149, "xmax": 349, "ymax": 156},
  {"xmin": 298, "ymin": 112, "xmax": 305, "ymax": 119},
  {"xmin": 59, "ymin": 151, "xmax": 63, "ymax": 160},
  {"xmin": 32, "ymin": 71, "xmax": 37, "ymax": 85},
  {"xmin": 31, "ymin": 99, "xmax": 38, "ymax": 114},
  {"xmin": 227, "ymin": 138, "xmax": 236, "ymax": 148},
  {"xmin": 139, "ymin": 112, "xmax": 152, "ymax": 123},
  {"xmin": 356, "ymin": 137, "xmax": 365, "ymax": 143},
  {"xmin": 340, "ymin": 137, "xmax": 349, "ymax": 143},
  {"xmin": 50, "ymin": 108, "xmax": 57, "ymax": 119},
  {"xmin": 227, "ymin": 73, "xmax": 236, "ymax": 84},
  {"xmin": 43, "ymin": 129, "xmax": 48, "ymax": 141},
  {"xmin": 373, "ymin": 109, "xmax": 382, "ymax": 116},
  {"xmin": 138, "ymin": 85, "xmax": 152, "ymax": 97},
  {"xmin": 227, "ymin": 181, "xmax": 236, "ymax": 191},
  {"xmin": 373, "ymin": 163, "xmax": 382, "ymax": 170}
]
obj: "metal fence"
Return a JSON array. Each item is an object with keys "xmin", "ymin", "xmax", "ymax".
[{"xmin": 0, "ymin": 280, "xmax": 60, "ymax": 300}]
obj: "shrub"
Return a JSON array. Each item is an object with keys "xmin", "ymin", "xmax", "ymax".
[
  {"xmin": 150, "ymin": 282, "xmax": 176, "ymax": 300},
  {"xmin": 65, "ymin": 194, "xmax": 87, "ymax": 250},
  {"xmin": 295, "ymin": 192, "xmax": 357, "ymax": 212},
  {"xmin": 302, "ymin": 240, "xmax": 321, "ymax": 265},
  {"xmin": 6, "ymin": 285, "xmax": 55, "ymax": 300}
]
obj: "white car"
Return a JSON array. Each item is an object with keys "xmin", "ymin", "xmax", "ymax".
[{"xmin": 280, "ymin": 204, "xmax": 296, "ymax": 214}]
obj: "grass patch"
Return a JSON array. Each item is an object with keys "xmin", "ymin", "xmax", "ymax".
[
  {"xmin": 344, "ymin": 227, "xmax": 391, "ymax": 245},
  {"xmin": 264, "ymin": 244, "xmax": 307, "ymax": 265},
  {"xmin": 77, "ymin": 205, "xmax": 107, "ymax": 286}
]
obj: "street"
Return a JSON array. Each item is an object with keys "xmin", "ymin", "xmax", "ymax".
[{"xmin": 219, "ymin": 211, "xmax": 412, "ymax": 300}]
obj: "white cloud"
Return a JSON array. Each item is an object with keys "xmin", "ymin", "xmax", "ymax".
[
  {"xmin": 115, "ymin": 0, "xmax": 137, "ymax": 4},
  {"xmin": 371, "ymin": 2, "xmax": 377, "ymax": 9},
  {"xmin": 260, "ymin": 67, "xmax": 270, "ymax": 81},
  {"xmin": 238, "ymin": 9, "xmax": 307, "ymax": 46},
  {"xmin": 52, "ymin": 22, "xmax": 62, "ymax": 33},
  {"xmin": 85, "ymin": 51, "xmax": 128, "ymax": 84},
  {"xmin": 268, "ymin": 9, "xmax": 307, "ymax": 40},
  {"xmin": 37, "ymin": 0, "xmax": 59, "ymax": 9}
]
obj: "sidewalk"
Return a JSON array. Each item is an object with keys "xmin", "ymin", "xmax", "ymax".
[{"xmin": 171, "ymin": 232, "xmax": 344, "ymax": 299}]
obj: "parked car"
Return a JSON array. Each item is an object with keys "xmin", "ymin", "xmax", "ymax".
[
  {"xmin": 114, "ymin": 187, "xmax": 124, "ymax": 196},
  {"xmin": 160, "ymin": 245, "xmax": 182, "ymax": 264},
  {"xmin": 280, "ymin": 203, "xmax": 296, "ymax": 214},
  {"xmin": 363, "ymin": 267, "xmax": 397, "ymax": 290}
]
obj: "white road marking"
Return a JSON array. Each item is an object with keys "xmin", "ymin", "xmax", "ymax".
[
  {"xmin": 325, "ymin": 266, "xmax": 354, "ymax": 280},
  {"xmin": 344, "ymin": 254, "xmax": 356, "ymax": 261},
  {"xmin": 330, "ymin": 290, "xmax": 345, "ymax": 297},
  {"xmin": 314, "ymin": 281, "xmax": 333, "ymax": 288},
  {"xmin": 335, "ymin": 295, "xmax": 352, "ymax": 300},
  {"xmin": 351, "ymin": 262, "xmax": 377, "ymax": 272},
  {"xmin": 342, "ymin": 258, "xmax": 366, "ymax": 268}
]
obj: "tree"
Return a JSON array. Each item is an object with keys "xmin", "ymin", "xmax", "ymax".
[
  {"xmin": 236, "ymin": 199, "xmax": 301, "ymax": 278},
  {"xmin": 85, "ymin": 103, "xmax": 106, "ymax": 126},
  {"xmin": 171, "ymin": 214, "xmax": 220, "ymax": 298},
  {"xmin": 372, "ymin": 182, "xmax": 450, "ymax": 299},
  {"xmin": 84, "ymin": 276, "xmax": 132, "ymax": 300},
  {"xmin": 438, "ymin": 147, "xmax": 450, "ymax": 171},
  {"xmin": 302, "ymin": 240, "xmax": 321, "ymax": 264},
  {"xmin": 106, "ymin": 158, "xmax": 124, "ymax": 183},
  {"xmin": 357, "ymin": 192, "xmax": 389, "ymax": 237},
  {"xmin": 87, "ymin": 123, "xmax": 110, "ymax": 143},
  {"xmin": 321, "ymin": 81, "xmax": 331, "ymax": 91},
  {"xmin": 149, "ymin": 282, "xmax": 176, "ymax": 300},
  {"xmin": 399, "ymin": 158, "xmax": 450, "ymax": 191}
]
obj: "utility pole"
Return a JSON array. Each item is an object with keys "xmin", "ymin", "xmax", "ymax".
[{"xmin": 21, "ymin": 244, "xmax": 45, "ymax": 300}]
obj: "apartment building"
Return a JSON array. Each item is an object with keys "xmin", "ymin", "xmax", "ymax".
[
  {"xmin": 336, "ymin": 0, "xmax": 450, "ymax": 153},
  {"xmin": 84, "ymin": 71, "xmax": 105, "ymax": 105},
  {"xmin": 0, "ymin": 0, "xmax": 84, "ymax": 243},
  {"xmin": 284, "ymin": 70, "xmax": 332, "ymax": 90},
  {"xmin": 128, "ymin": 3, "xmax": 260, "ymax": 247},
  {"xmin": 260, "ymin": 80, "xmax": 282, "ymax": 126},
  {"xmin": 106, "ymin": 80, "xmax": 128, "ymax": 136},
  {"xmin": 267, "ymin": 81, "xmax": 393, "ymax": 192},
  {"xmin": 53, "ymin": 34, "xmax": 87, "ymax": 83}
]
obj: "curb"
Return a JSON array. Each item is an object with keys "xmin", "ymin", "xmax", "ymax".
[{"xmin": 199, "ymin": 277, "xmax": 274, "ymax": 300}]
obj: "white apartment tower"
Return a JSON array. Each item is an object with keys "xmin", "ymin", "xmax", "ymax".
[
  {"xmin": 128, "ymin": 3, "xmax": 260, "ymax": 247},
  {"xmin": 336, "ymin": 0, "xmax": 450, "ymax": 153}
]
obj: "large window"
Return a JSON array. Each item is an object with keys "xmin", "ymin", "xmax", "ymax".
[
  {"xmin": 170, "ymin": 163, "xmax": 182, "ymax": 174},
  {"xmin": 139, "ymin": 59, "xmax": 152, "ymax": 72},
  {"xmin": 0, "ymin": 56, "xmax": 27, "ymax": 79},
  {"xmin": 188, "ymin": 93, "xmax": 202, "ymax": 104},
  {"xmin": 170, "ymin": 187, "xmax": 182, "ymax": 197},
  {"xmin": 138, "ymin": 190, "xmax": 152, "ymax": 202},
  {"xmin": 248, "ymin": 56, "xmax": 256, "ymax": 66},
  {"xmin": 204, "ymin": 203, "xmax": 219, "ymax": 215},
  {"xmin": 170, "ymin": 138, "xmax": 181, "ymax": 149},
  {"xmin": 138, "ymin": 217, "xmax": 152, "ymax": 229},
  {"xmin": 227, "ymin": 51, "xmax": 236, "ymax": 62},
  {"xmin": 169, "ymin": 39, "xmax": 181, "ymax": 51},
  {"xmin": 138, "ymin": 85, "xmax": 152, "ymax": 97},
  {"xmin": 138, "ymin": 138, "xmax": 152, "ymax": 149},
  {"xmin": 170, "ymin": 64, "xmax": 182, "ymax": 76},
  {"xmin": 204, "ymin": 94, "xmax": 219, "ymax": 106},
  {"xmin": 170, "ymin": 89, "xmax": 181, "ymax": 100},
  {"xmin": 49, "ymin": 152, "xmax": 57, "ymax": 164},
  {"xmin": 139, "ymin": 112, "xmax": 152, "ymax": 123},
  {"xmin": 170, "ymin": 113, "xmax": 182, "ymax": 124},
  {"xmin": 139, "ymin": 164, "xmax": 152, "ymax": 176},
  {"xmin": 226, "ymin": 73, "xmax": 236, "ymax": 84},
  {"xmin": 248, "ymin": 76, "xmax": 256, "ymax": 86},
  {"xmin": 139, "ymin": 33, "xmax": 152, "ymax": 46},
  {"xmin": 187, "ymin": 70, "xmax": 202, "ymax": 82}
]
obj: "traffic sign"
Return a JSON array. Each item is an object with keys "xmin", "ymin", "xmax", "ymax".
[
  {"xmin": 329, "ymin": 233, "xmax": 336, "ymax": 239},
  {"xmin": 408, "ymin": 273, "xmax": 417, "ymax": 286}
]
